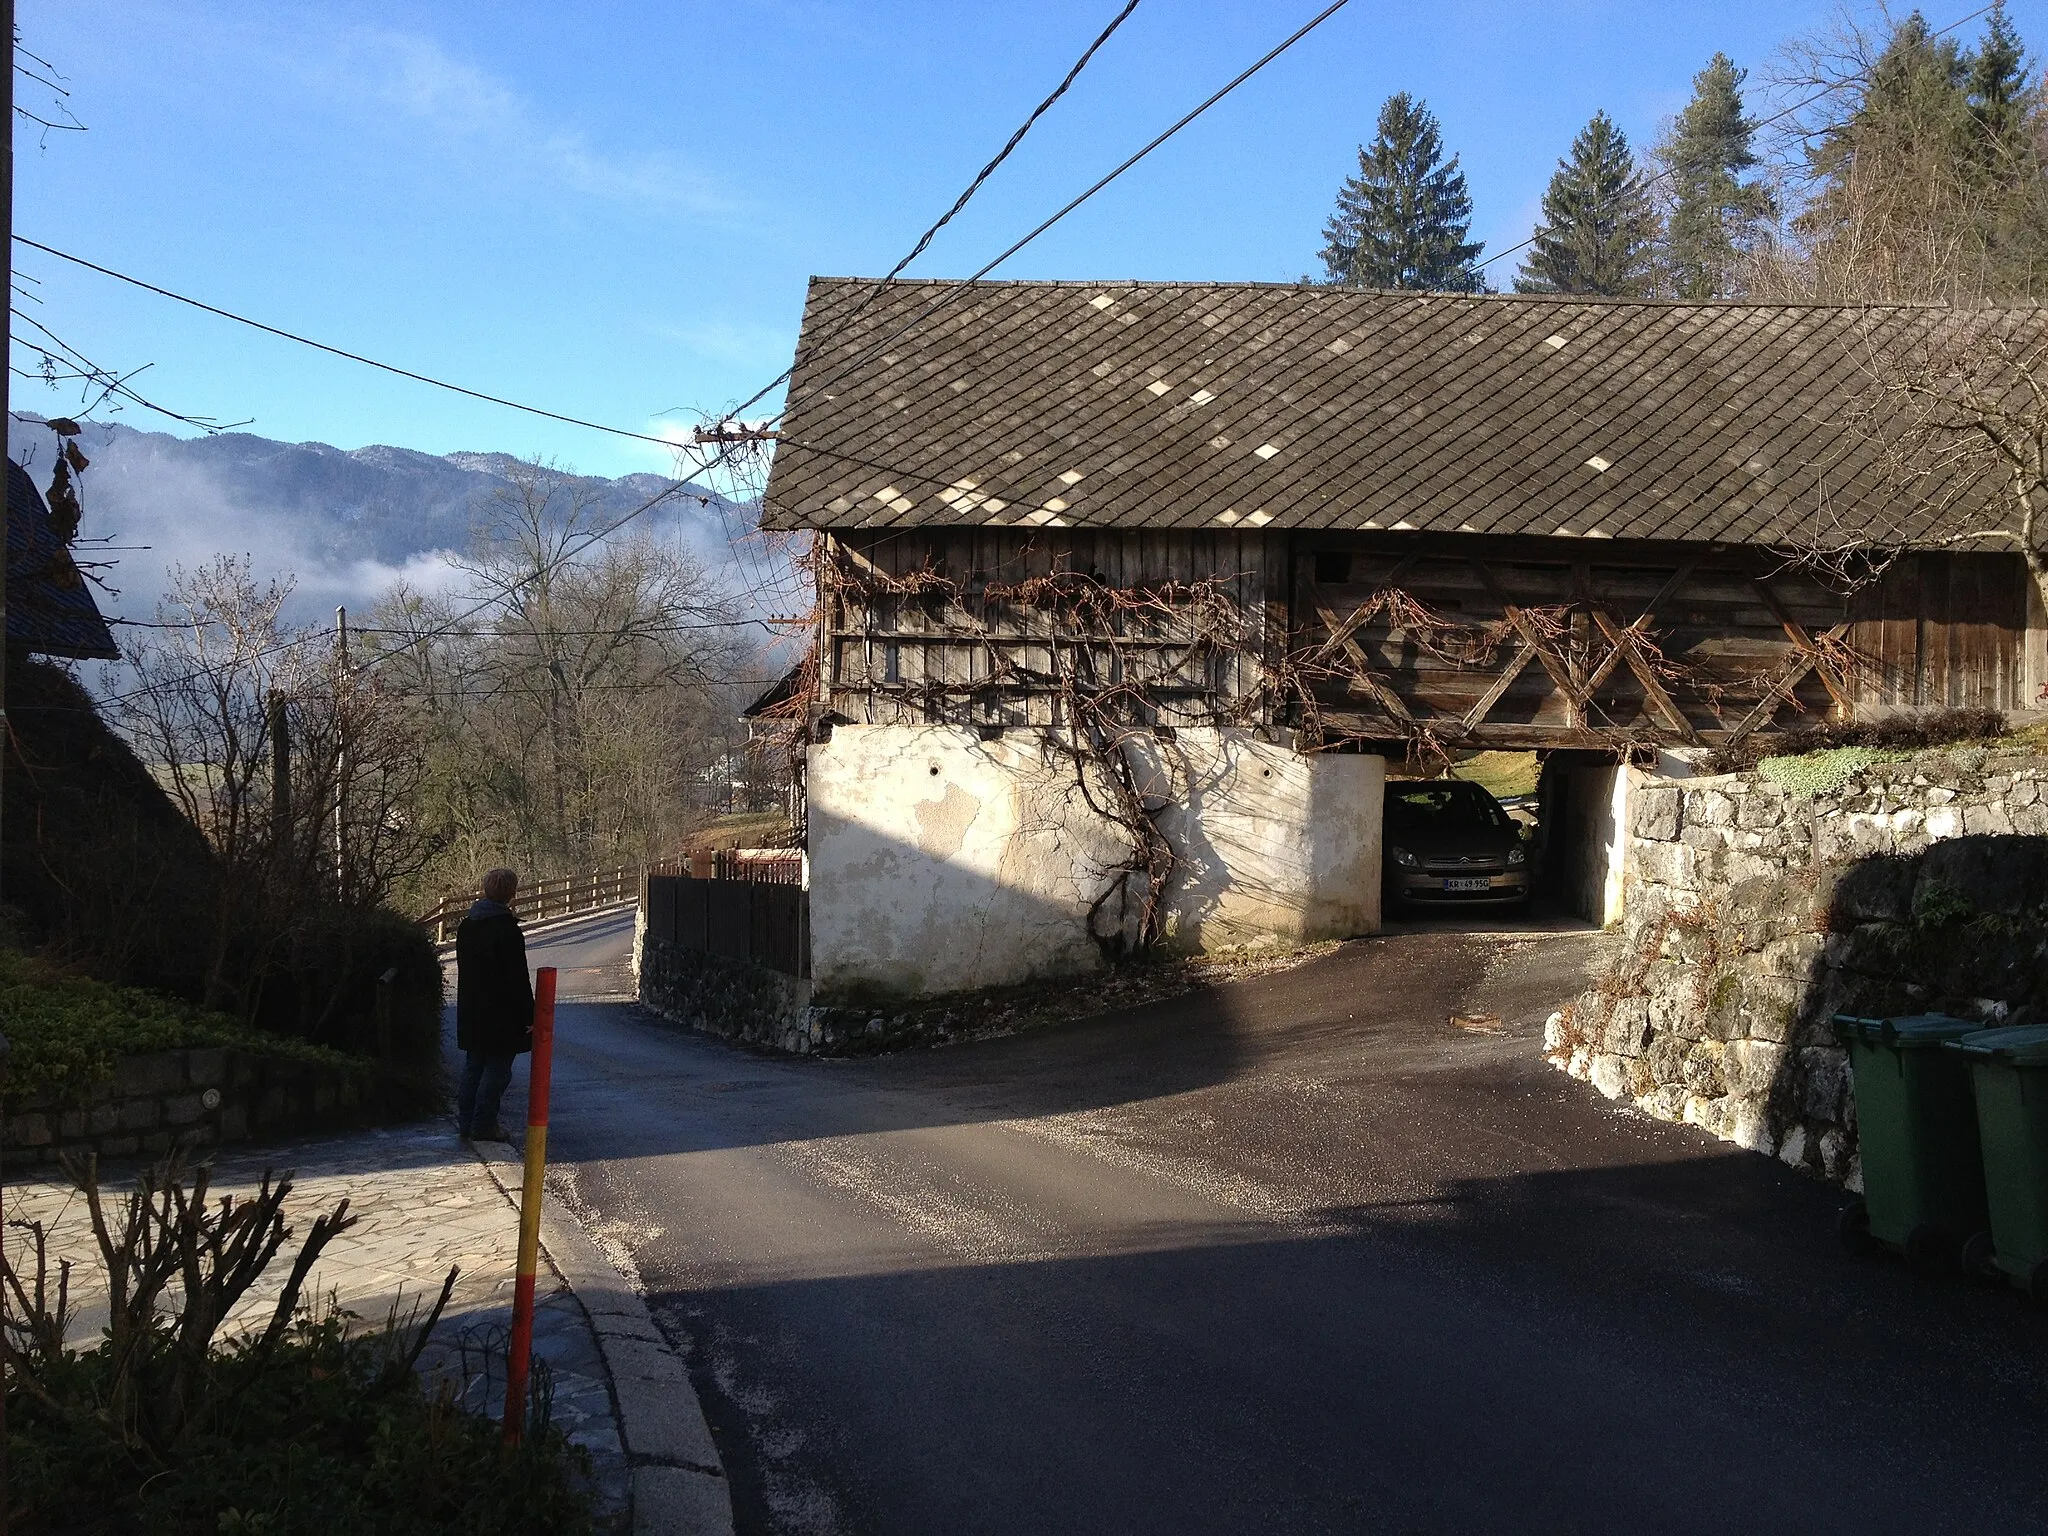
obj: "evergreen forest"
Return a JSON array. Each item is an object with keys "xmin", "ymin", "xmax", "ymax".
[{"xmin": 1315, "ymin": 2, "xmax": 2048, "ymax": 303}]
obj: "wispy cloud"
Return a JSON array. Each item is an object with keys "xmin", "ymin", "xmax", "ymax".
[{"xmin": 300, "ymin": 24, "xmax": 745, "ymax": 220}]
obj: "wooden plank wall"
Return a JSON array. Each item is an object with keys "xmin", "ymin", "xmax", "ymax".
[
  {"xmin": 1845, "ymin": 553, "xmax": 2030, "ymax": 710},
  {"xmin": 819, "ymin": 528, "xmax": 2032, "ymax": 745},
  {"xmin": 822, "ymin": 528, "xmax": 1283, "ymax": 726}
]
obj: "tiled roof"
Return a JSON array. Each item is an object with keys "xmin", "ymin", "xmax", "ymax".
[
  {"xmin": 761, "ymin": 278, "xmax": 2029, "ymax": 545},
  {"xmin": 6, "ymin": 460, "xmax": 120, "ymax": 660}
]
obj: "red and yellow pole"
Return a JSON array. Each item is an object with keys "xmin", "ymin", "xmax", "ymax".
[{"xmin": 503, "ymin": 965, "xmax": 557, "ymax": 1445}]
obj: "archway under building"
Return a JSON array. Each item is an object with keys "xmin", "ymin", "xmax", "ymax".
[{"xmin": 1377, "ymin": 746, "xmax": 1630, "ymax": 930}]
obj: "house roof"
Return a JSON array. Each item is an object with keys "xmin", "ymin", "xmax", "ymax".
[
  {"xmin": 760, "ymin": 278, "xmax": 2032, "ymax": 545},
  {"xmin": 6, "ymin": 460, "xmax": 120, "ymax": 660}
]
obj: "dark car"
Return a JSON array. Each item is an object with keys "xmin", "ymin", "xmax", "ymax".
[{"xmin": 1383, "ymin": 779, "xmax": 1529, "ymax": 913}]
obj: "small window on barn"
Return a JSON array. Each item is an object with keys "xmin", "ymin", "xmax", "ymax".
[
  {"xmin": 1313, "ymin": 552, "xmax": 1350, "ymax": 586},
  {"xmin": 884, "ymin": 642, "xmax": 902, "ymax": 684}
]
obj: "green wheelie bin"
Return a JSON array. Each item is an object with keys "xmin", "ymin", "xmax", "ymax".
[
  {"xmin": 1832, "ymin": 1014, "xmax": 1992, "ymax": 1274},
  {"xmin": 1947, "ymin": 1025, "xmax": 2048, "ymax": 1301}
]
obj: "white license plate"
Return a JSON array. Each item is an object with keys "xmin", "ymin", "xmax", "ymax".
[{"xmin": 1442, "ymin": 877, "xmax": 1491, "ymax": 893}]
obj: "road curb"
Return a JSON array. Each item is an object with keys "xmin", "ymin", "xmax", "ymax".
[{"xmin": 472, "ymin": 1140, "xmax": 733, "ymax": 1536}]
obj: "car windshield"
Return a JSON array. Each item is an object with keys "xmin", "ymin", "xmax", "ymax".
[{"xmin": 1386, "ymin": 783, "xmax": 1513, "ymax": 835}]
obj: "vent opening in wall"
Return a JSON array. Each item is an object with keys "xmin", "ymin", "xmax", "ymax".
[
  {"xmin": 1314, "ymin": 552, "xmax": 1350, "ymax": 585},
  {"xmin": 884, "ymin": 642, "xmax": 901, "ymax": 684}
]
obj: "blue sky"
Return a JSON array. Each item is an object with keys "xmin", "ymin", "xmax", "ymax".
[{"xmin": 16, "ymin": 1, "xmax": 2048, "ymax": 482}]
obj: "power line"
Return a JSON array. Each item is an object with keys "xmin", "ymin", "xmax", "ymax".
[
  {"xmin": 719, "ymin": 0, "xmax": 1356, "ymax": 436},
  {"xmin": 13, "ymin": 236, "xmax": 687, "ymax": 450},
  {"xmin": 1473, "ymin": 2, "xmax": 1997, "ymax": 279},
  {"xmin": 864, "ymin": 1, "xmax": 1142, "ymax": 296}
]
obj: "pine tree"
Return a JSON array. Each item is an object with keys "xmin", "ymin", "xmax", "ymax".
[
  {"xmin": 1515, "ymin": 112, "xmax": 1660, "ymax": 296},
  {"xmin": 1655, "ymin": 54, "xmax": 1776, "ymax": 299},
  {"xmin": 1318, "ymin": 93, "xmax": 1486, "ymax": 292},
  {"xmin": 1788, "ymin": 6, "xmax": 2048, "ymax": 299},
  {"xmin": 1966, "ymin": 0, "xmax": 2035, "ymax": 160}
]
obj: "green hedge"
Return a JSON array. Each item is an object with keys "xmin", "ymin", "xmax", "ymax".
[{"xmin": 0, "ymin": 950, "xmax": 351, "ymax": 1106}]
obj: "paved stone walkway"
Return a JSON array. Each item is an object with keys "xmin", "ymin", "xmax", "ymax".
[{"xmin": 3, "ymin": 1121, "xmax": 630, "ymax": 1526}]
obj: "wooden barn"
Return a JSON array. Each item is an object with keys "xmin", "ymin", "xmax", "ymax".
[{"xmin": 758, "ymin": 279, "xmax": 2048, "ymax": 997}]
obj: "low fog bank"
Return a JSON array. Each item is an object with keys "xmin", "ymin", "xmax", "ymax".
[{"xmin": 8, "ymin": 416, "xmax": 791, "ymax": 630}]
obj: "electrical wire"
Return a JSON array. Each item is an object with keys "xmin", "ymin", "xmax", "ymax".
[
  {"xmin": 718, "ymin": 0, "xmax": 1357, "ymax": 434},
  {"xmin": 12, "ymin": 236, "xmax": 687, "ymax": 450}
]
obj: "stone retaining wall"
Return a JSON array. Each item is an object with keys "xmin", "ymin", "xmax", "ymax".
[
  {"xmin": 636, "ymin": 934, "xmax": 821, "ymax": 1053},
  {"xmin": 2, "ymin": 1047, "xmax": 391, "ymax": 1166},
  {"xmin": 1547, "ymin": 750, "xmax": 2048, "ymax": 1187}
]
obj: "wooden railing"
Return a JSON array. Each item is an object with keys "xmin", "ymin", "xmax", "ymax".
[{"xmin": 418, "ymin": 850, "xmax": 805, "ymax": 944}]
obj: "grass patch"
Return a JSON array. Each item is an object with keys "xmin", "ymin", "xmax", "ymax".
[
  {"xmin": 1449, "ymin": 750, "xmax": 1540, "ymax": 799},
  {"xmin": 0, "ymin": 949, "xmax": 353, "ymax": 1105},
  {"xmin": 684, "ymin": 810, "xmax": 795, "ymax": 851}
]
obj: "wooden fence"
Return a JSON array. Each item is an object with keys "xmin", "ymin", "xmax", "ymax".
[
  {"xmin": 419, "ymin": 851, "xmax": 807, "ymax": 944},
  {"xmin": 643, "ymin": 874, "xmax": 809, "ymax": 979}
]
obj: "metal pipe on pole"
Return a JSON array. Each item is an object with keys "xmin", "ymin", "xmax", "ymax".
[{"xmin": 503, "ymin": 965, "xmax": 557, "ymax": 1445}]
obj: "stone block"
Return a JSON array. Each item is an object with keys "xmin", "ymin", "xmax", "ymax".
[
  {"xmin": 111, "ymin": 1052, "xmax": 185, "ymax": 1099},
  {"xmin": 218, "ymin": 1103, "xmax": 249, "ymax": 1141},
  {"xmin": 1691, "ymin": 789, "xmax": 1737, "ymax": 828},
  {"xmin": 163, "ymin": 1093, "xmax": 208, "ymax": 1128},
  {"xmin": 118, "ymin": 1098, "xmax": 160, "ymax": 1134},
  {"xmin": 1590, "ymin": 1054, "xmax": 1630, "ymax": 1100},
  {"xmin": 1633, "ymin": 785, "xmax": 1682, "ymax": 841},
  {"xmin": 1816, "ymin": 812, "xmax": 1893, "ymax": 865},
  {"xmin": 307, "ymin": 1080, "xmax": 333, "ymax": 1115},
  {"xmin": 1633, "ymin": 839, "xmax": 1696, "ymax": 892},
  {"xmin": 1759, "ymin": 932, "xmax": 1826, "ymax": 981},
  {"xmin": 87, "ymin": 1103, "xmax": 120, "ymax": 1136},
  {"xmin": 8, "ymin": 1113, "xmax": 51, "ymax": 1147},
  {"xmin": 1963, "ymin": 802, "xmax": 2014, "ymax": 838},
  {"xmin": 100, "ymin": 1135, "xmax": 138, "ymax": 1156},
  {"xmin": 1819, "ymin": 857, "xmax": 1916, "ymax": 926},
  {"xmin": 1918, "ymin": 836, "xmax": 2048, "ymax": 917},
  {"xmin": 141, "ymin": 1131, "xmax": 173, "ymax": 1154},
  {"xmin": 185, "ymin": 1048, "xmax": 229, "ymax": 1088},
  {"xmin": 1723, "ymin": 1040, "xmax": 1789, "ymax": 1097},
  {"xmin": 1681, "ymin": 1041, "xmax": 1728, "ymax": 1095},
  {"xmin": 1799, "ymin": 1046, "xmax": 1850, "ymax": 1122},
  {"xmin": 56, "ymin": 1110, "xmax": 85, "ymax": 1140},
  {"xmin": 257, "ymin": 1086, "xmax": 289, "ymax": 1126},
  {"xmin": 1737, "ymin": 791, "xmax": 1785, "ymax": 831},
  {"xmin": 1601, "ymin": 997, "xmax": 1651, "ymax": 1056}
]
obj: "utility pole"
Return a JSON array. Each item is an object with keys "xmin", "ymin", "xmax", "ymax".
[
  {"xmin": 2, "ymin": 4, "xmax": 18, "ymax": 1527},
  {"xmin": 333, "ymin": 605, "xmax": 347, "ymax": 899},
  {"xmin": 0, "ymin": 0, "xmax": 15, "ymax": 921}
]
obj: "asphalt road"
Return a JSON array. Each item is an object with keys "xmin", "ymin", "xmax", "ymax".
[{"xmin": 518, "ymin": 913, "xmax": 2048, "ymax": 1536}]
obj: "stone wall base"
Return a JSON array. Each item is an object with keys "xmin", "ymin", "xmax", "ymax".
[
  {"xmin": 637, "ymin": 936, "xmax": 818, "ymax": 1053},
  {"xmin": 1549, "ymin": 752, "xmax": 2048, "ymax": 1188},
  {"xmin": 3, "ymin": 1047, "xmax": 402, "ymax": 1167}
]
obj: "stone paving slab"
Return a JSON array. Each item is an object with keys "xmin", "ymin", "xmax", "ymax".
[{"xmin": 3, "ymin": 1121, "xmax": 630, "ymax": 1526}]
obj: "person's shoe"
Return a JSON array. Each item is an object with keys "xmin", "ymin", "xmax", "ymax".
[{"xmin": 476, "ymin": 1125, "xmax": 516, "ymax": 1144}]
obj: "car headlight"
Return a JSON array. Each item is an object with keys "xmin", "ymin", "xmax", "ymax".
[
  {"xmin": 1391, "ymin": 846, "xmax": 1418, "ymax": 869},
  {"xmin": 1507, "ymin": 844, "xmax": 1526, "ymax": 866}
]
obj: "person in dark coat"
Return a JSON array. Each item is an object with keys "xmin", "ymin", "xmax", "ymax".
[{"xmin": 455, "ymin": 866, "xmax": 533, "ymax": 1142}]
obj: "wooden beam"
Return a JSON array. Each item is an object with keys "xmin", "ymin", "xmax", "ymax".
[
  {"xmin": 1591, "ymin": 608, "xmax": 1700, "ymax": 743},
  {"xmin": 1468, "ymin": 558, "xmax": 1586, "ymax": 725},
  {"xmin": 1458, "ymin": 638, "xmax": 1537, "ymax": 732},
  {"xmin": 1724, "ymin": 621, "xmax": 1850, "ymax": 743},
  {"xmin": 1751, "ymin": 576, "xmax": 1853, "ymax": 715}
]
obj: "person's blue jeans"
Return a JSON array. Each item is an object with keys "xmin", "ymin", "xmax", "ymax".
[{"xmin": 458, "ymin": 1051, "xmax": 517, "ymax": 1137}]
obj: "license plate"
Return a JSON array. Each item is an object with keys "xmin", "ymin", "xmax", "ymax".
[{"xmin": 1442, "ymin": 877, "xmax": 1491, "ymax": 893}]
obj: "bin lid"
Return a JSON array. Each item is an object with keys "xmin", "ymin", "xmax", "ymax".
[
  {"xmin": 1948, "ymin": 1025, "xmax": 2048, "ymax": 1065},
  {"xmin": 1832, "ymin": 1013, "xmax": 1983, "ymax": 1048}
]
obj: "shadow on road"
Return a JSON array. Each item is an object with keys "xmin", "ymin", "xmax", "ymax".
[{"xmin": 656, "ymin": 1147, "xmax": 2048, "ymax": 1536}]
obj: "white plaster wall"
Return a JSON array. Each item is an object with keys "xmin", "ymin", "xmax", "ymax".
[
  {"xmin": 807, "ymin": 726, "xmax": 1383, "ymax": 1000},
  {"xmin": 1558, "ymin": 762, "xmax": 1632, "ymax": 927}
]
